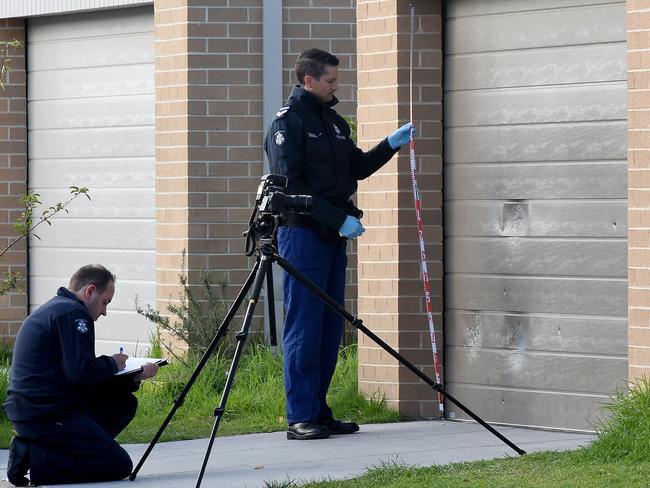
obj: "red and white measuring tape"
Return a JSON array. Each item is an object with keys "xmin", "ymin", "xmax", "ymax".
[{"xmin": 408, "ymin": 5, "xmax": 444, "ymax": 413}]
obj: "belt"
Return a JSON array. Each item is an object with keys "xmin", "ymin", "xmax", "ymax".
[
  {"xmin": 281, "ymin": 213, "xmax": 343, "ymax": 244},
  {"xmin": 283, "ymin": 214, "xmax": 312, "ymax": 227}
]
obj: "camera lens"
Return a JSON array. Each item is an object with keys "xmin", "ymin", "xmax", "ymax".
[
  {"xmin": 283, "ymin": 195, "xmax": 312, "ymax": 214},
  {"xmin": 267, "ymin": 193, "xmax": 312, "ymax": 214}
]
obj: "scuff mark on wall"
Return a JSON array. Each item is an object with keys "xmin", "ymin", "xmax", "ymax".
[
  {"xmin": 506, "ymin": 316, "xmax": 527, "ymax": 373},
  {"xmin": 465, "ymin": 312, "xmax": 482, "ymax": 361},
  {"xmin": 501, "ymin": 201, "xmax": 529, "ymax": 236}
]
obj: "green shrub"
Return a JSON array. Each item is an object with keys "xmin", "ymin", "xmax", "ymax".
[
  {"xmin": 342, "ymin": 115, "xmax": 357, "ymax": 143},
  {"xmin": 136, "ymin": 255, "xmax": 232, "ymax": 358},
  {"xmin": 587, "ymin": 377, "xmax": 650, "ymax": 462}
]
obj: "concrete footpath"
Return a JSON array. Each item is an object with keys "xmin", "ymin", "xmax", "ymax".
[{"xmin": 0, "ymin": 420, "xmax": 594, "ymax": 487}]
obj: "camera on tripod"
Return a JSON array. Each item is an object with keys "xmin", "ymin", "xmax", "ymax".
[
  {"xmin": 246, "ymin": 175, "xmax": 313, "ymax": 256},
  {"xmin": 256, "ymin": 174, "xmax": 312, "ymax": 215}
]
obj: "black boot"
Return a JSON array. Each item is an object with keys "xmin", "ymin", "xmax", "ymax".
[
  {"xmin": 287, "ymin": 422, "xmax": 330, "ymax": 440},
  {"xmin": 7, "ymin": 436, "xmax": 30, "ymax": 487},
  {"xmin": 318, "ymin": 417, "xmax": 359, "ymax": 435}
]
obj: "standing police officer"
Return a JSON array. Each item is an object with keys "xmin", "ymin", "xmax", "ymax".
[
  {"xmin": 5, "ymin": 264, "xmax": 159, "ymax": 485},
  {"xmin": 264, "ymin": 49, "xmax": 413, "ymax": 440}
]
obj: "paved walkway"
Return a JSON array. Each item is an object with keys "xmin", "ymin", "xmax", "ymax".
[{"xmin": 0, "ymin": 420, "xmax": 594, "ymax": 487}]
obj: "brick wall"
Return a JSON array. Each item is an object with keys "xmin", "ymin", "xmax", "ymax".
[
  {"xmin": 154, "ymin": 0, "xmax": 358, "ymax": 345},
  {"xmin": 628, "ymin": 0, "xmax": 650, "ymax": 380},
  {"xmin": 356, "ymin": 0, "xmax": 443, "ymax": 417},
  {"xmin": 283, "ymin": 0, "xmax": 357, "ymax": 117},
  {"xmin": 0, "ymin": 19, "xmax": 27, "ymax": 344}
]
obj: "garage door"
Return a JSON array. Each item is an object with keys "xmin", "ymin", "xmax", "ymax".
[
  {"xmin": 444, "ymin": 0, "xmax": 628, "ymax": 430},
  {"xmin": 27, "ymin": 6, "xmax": 155, "ymax": 356}
]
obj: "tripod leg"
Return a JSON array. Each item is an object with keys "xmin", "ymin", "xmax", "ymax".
[
  {"xmin": 265, "ymin": 259, "xmax": 278, "ymax": 347},
  {"xmin": 129, "ymin": 259, "xmax": 261, "ymax": 481},
  {"xmin": 195, "ymin": 254, "xmax": 272, "ymax": 487},
  {"xmin": 274, "ymin": 253, "xmax": 526, "ymax": 456}
]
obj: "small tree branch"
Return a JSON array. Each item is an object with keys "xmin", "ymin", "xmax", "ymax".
[{"xmin": 1, "ymin": 187, "xmax": 90, "ymax": 258}]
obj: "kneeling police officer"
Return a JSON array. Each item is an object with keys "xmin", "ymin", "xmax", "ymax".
[{"xmin": 5, "ymin": 264, "xmax": 159, "ymax": 485}]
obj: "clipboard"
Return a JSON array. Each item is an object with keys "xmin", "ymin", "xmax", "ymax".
[{"xmin": 115, "ymin": 357, "xmax": 168, "ymax": 376}]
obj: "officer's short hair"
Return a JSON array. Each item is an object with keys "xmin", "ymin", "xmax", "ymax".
[
  {"xmin": 69, "ymin": 264, "xmax": 116, "ymax": 292},
  {"xmin": 295, "ymin": 48, "xmax": 340, "ymax": 84}
]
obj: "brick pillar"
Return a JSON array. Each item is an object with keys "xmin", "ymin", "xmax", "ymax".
[
  {"xmin": 154, "ymin": 1, "xmax": 191, "ymax": 349},
  {"xmin": 0, "ymin": 19, "xmax": 27, "ymax": 344},
  {"xmin": 357, "ymin": 0, "xmax": 443, "ymax": 417},
  {"xmin": 186, "ymin": 1, "xmax": 262, "ymax": 298},
  {"xmin": 628, "ymin": 1, "xmax": 650, "ymax": 380},
  {"xmin": 154, "ymin": 0, "xmax": 265, "ymax": 345}
]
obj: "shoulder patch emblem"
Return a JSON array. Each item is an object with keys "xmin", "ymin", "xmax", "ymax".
[
  {"xmin": 275, "ymin": 107, "xmax": 290, "ymax": 118},
  {"xmin": 75, "ymin": 319, "xmax": 89, "ymax": 334},
  {"xmin": 274, "ymin": 130, "xmax": 286, "ymax": 146}
]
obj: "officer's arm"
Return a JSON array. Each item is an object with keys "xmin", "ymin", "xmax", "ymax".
[
  {"xmin": 104, "ymin": 371, "xmax": 145, "ymax": 392},
  {"xmin": 265, "ymin": 113, "xmax": 348, "ymax": 231},
  {"xmin": 347, "ymin": 128, "xmax": 399, "ymax": 181},
  {"xmin": 57, "ymin": 311, "xmax": 117, "ymax": 385}
]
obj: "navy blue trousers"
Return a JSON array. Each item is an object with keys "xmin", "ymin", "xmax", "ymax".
[
  {"xmin": 12, "ymin": 384, "xmax": 136, "ymax": 485},
  {"xmin": 278, "ymin": 226, "xmax": 346, "ymax": 424}
]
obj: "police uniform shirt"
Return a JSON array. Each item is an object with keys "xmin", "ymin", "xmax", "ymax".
[
  {"xmin": 5, "ymin": 287, "xmax": 120, "ymax": 422},
  {"xmin": 264, "ymin": 86, "xmax": 398, "ymax": 240}
]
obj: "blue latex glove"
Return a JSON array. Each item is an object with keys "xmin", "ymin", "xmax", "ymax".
[
  {"xmin": 338, "ymin": 215, "xmax": 365, "ymax": 239},
  {"xmin": 388, "ymin": 123, "xmax": 416, "ymax": 149}
]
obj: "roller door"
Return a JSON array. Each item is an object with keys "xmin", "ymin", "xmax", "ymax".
[
  {"xmin": 444, "ymin": 0, "xmax": 628, "ymax": 430},
  {"xmin": 27, "ymin": 6, "xmax": 155, "ymax": 355}
]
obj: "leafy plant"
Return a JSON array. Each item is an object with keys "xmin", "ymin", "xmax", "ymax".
[
  {"xmin": 0, "ymin": 186, "xmax": 91, "ymax": 296},
  {"xmin": 147, "ymin": 330, "xmax": 163, "ymax": 359},
  {"xmin": 0, "ymin": 38, "xmax": 22, "ymax": 89},
  {"xmin": 342, "ymin": 115, "xmax": 357, "ymax": 143},
  {"xmin": 136, "ymin": 255, "xmax": 232, "ymax": 359}
]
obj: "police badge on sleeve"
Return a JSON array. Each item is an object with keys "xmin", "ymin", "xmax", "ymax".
[
  {"xmin": 333, "ymin": 123, "xmax": 346, "ymax": 140},
  {"xmin": 274, "ymin": 130, "xmax": 286, "ymax": 146},
  {"xmin": 75, "ymin": 319, "xmax": 89, "ymax": 334}
]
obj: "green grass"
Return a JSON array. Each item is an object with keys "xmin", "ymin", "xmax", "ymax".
[
  {"xmin": 117, "ymin": 344, "xmax": 400, "ymax": 443},
  {"xmin": 288, "ymin": 377, "xmax": 650, "ymax": 488},
  {"xmin": 297, "ymin": 452, "xmax": 650, "ymax": 488},
  {"xmin": 1, "ymin": 344, "xmax": 400, "ymax": 447},
  {"xmin": 0, "ymin": 351, "xmax": 11, "ymax": 447},
  {"xmin": 7, "ymin": 348, "xmax": 650, "ymax": 488},
  {"xmin": 587, "ymin": 376, "xmax": 650, "ymax": 462}
]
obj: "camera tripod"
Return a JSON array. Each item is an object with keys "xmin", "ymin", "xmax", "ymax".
[{"xmin": 129, "ymin": 213, "xmax": 525, "ymax": 488}]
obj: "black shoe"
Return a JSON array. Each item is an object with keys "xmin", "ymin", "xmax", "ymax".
[
  {"xmin": 287, "ymin": 422, "xmax": 330, "ymax": 440},
  {"xmin": 318, "ymin": 417, "xmax": 359, "ymax": 435},
  {"xmin": 7, "ymin": 435, "xmax": 30, "ymax": 487}
]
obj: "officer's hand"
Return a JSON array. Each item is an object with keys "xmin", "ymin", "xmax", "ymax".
[
  {"xmin": 134, "ymin": 363, "xmax": 159, "ymax": 381},
  {"xmin": 339, "ymin": 215, "xmax": 365, "ymax": 239},
  {"xmin": 388, "ymin": 123, "xmax": 416, "ymax": 149},
  {"xmin": 112, "ymin": 353, "xmax": 128, "ymax": 370}
]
